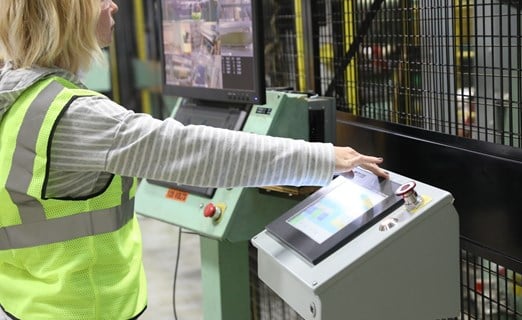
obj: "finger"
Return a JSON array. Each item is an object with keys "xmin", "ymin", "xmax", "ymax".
[
  {"xmin": 360, "ymin": 162, "xmax": 389, "ymax": 179},
  {"xmin": 356, "ymin": 155, "xmax": 384, "ymax": 166}
]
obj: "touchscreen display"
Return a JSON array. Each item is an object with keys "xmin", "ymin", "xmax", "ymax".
[{"xmin": 286, "ymin": 176, "xmax": 386, "ymax": 244}]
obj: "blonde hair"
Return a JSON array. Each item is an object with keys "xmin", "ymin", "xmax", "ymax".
[{"xmin": 0, "ymin": 0, "xmax": 102, "ymax": 74}]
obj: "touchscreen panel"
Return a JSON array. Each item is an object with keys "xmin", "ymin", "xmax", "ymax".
[
  {"xmin": 286, "ymin": 177, "xmax": 386, "ymax": 244},
  {"xmin": 265, "ymin": 168, "xmax": 403, "ymax": 265}
]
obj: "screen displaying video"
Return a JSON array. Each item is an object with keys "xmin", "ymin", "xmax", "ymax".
[{"xmin": 161, "ymin": 0, "xmax": 256, "ymax": 91}]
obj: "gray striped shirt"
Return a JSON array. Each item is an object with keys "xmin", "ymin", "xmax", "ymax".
[{"xmin": 0, "ymin": 66, "xmax": 335, "ymax": 198}]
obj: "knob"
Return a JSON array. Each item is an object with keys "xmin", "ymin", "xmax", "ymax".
[
  {"xmin": 395, "ymin": 181, "xmax": 422, "ymax": 211},
  {"xmin": 203, "ymin": 203, "xmax": 221, "ymax": 220}
]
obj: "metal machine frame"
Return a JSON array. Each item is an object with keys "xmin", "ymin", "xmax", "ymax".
[{"xmin": 252, "ymin": 168, "xmax": 460, "ymax": 320}]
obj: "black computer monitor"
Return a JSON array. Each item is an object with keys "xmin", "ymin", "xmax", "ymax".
[{"xmin": 159, "ymin": 0, "xmax": 266, "ymax": 105}]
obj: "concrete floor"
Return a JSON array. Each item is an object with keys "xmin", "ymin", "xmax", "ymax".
[{"xmin": 138, "ymin": 216, "xmax": 203, "ymax": 320}]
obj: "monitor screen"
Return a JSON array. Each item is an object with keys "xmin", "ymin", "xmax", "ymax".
[
  {"xmin": 286, "ymin": 177, "xmax": 387, "ymax": 244},
  {"xmin": 160, "ymin": 0, "xmax": 266, "ymax": 105}
]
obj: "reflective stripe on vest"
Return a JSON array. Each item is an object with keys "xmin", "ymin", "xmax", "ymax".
[{"xmin": 0, "ymin": 80, "xmax": 134, "ymax": 250}]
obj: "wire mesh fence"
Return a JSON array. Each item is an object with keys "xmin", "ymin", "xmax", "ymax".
[
  {"xmin": 259, "ymin": 1, "xmax": 522, "ymax": 319},
  {"xmin": 299, "ymin": 0, "xmax": 521, "ymax": 146},
  {"xmin": 461, "ymin": 247, "xmax": 522, "ymax": 319}
]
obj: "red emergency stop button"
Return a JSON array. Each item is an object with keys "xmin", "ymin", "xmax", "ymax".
[
  {"xmin": 395, "ymin": 181, "xmax": 416, "ymax": 196},
  {"xmin": 395, "ymin": 181, "xmax": 422, "ymax": 211},
  {"xmin": 203, "ymin": 203, "xmax": 221, "ymax": 220}
]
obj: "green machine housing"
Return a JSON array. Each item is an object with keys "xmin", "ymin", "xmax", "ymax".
[
  {"xmin": 135, "ymin": 90, "xmax": 335, "ymax": 320},
  {"xmin": 135, "ymin": 90, "xmax": 335, "ymax": 242}
]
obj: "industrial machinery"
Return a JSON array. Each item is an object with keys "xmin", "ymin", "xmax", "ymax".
[
  {"xmin": 252, "ymin": 167, "xmax": 460, "ymax": 320},
  {"xmin": 135, "ymin": 90, "xmax": 335, "ymax": 320},
  {"xmin": 136, "ymin": 0, "xmax": 339, "ymax": 318}
]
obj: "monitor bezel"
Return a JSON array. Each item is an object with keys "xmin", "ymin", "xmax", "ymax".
[{"xmin": 265, "ymin": 168, "xmax": 404, "ymax": 265}]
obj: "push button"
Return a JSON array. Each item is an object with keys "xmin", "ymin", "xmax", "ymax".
[
  {"xmin": 203, "ymin": 203, "xmax": 222, "ymax": 221},
  {"xmin": 395, "ymin": 181, "xmax": 422, "ymax": 211}
]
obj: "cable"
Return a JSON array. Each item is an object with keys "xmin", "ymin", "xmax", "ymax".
[
  {"xmin": 171, "ymin": 228, "xmax": 199, "ymax": 320},
  {"xmin": 172, "ymin": 227, "xmax": 182, "ymax": 320}
]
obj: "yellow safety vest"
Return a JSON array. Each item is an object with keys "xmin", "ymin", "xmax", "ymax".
[{"xmin": 0, "ymin": 77, "xmax": 147, "ymax": 319}]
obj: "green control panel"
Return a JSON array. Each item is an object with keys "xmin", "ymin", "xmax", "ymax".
[{"xmin": 135, "ymin": 90, "xmax": 335, "ymax": 242}]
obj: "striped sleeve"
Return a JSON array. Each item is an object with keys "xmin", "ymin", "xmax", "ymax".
[{"xmin": 50, "ymin": 96, "xmax": 335, "ymax": 189}]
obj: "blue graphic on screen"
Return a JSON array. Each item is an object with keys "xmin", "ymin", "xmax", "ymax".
[{"xmin": 287, "ymin": 177, "xmax": 386, "ymax": 244}]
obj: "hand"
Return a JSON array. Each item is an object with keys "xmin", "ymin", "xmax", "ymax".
[{"xmin": 333, "ymin": 146, "xmax": 389, "ymax": 179}]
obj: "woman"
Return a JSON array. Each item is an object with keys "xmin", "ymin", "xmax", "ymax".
[{"xmin": 0, "ymin": 1, "xmax": 388, "ymax": 319}]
